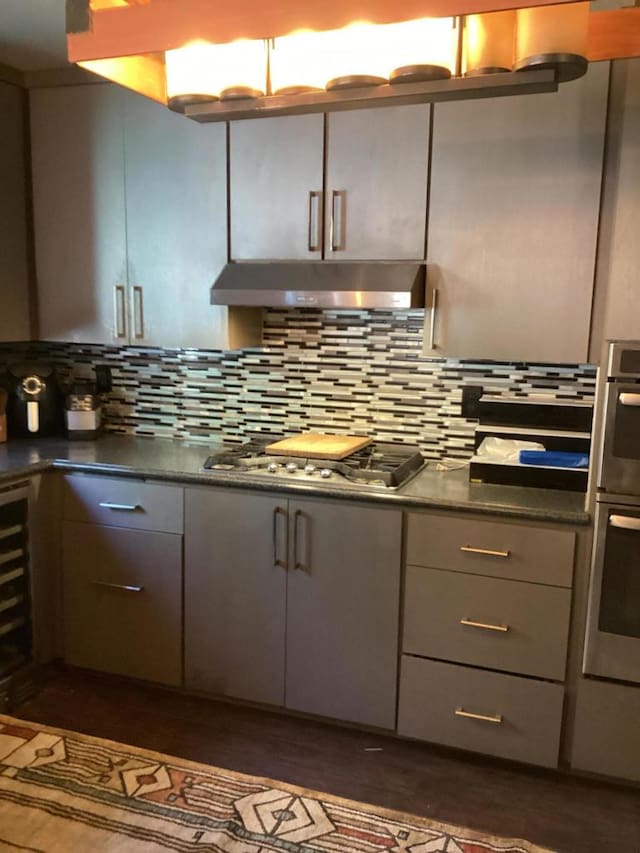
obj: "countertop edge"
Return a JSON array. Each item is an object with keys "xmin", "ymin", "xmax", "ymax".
[{"xmin": 0, "ymin": 456, "xmax": 590, "ymax": 526}]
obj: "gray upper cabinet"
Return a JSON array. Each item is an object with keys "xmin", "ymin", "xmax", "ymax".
[
  {"xmin": 124, "ymin": 91, "xmax": 238, "ymax": 349},
  {"xmin": 324, "ymin": 106, "xmax": 429, "ymax": 260},
  {"xmin": 230, "ymin": 106, "xmax": 429, "ymax": 261},
  {"xmin": 590, "ymin": 59, "xmax": 640, "ymax": 361},
  {"xmin": 31, "ymin": 83, "xmax": 258, "ymax": 349},
  {"xmin": 230, "ymin": 114, "xmax": 324, "ymax": 260},
  {"xmin": 425, "ymin": 63, "xmax": 609, "ymax": 363},
  {"xmin": 31, "ymin": 85, "xmax": 127, "ymax": 344},
  {"xmin": 0, "ymin": 82, "xmax": 31, "ymax": 343}
]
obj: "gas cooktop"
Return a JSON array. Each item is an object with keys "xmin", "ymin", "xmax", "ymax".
[{"xmin": 203, "ymin": 436, "xmax": 425, "ymax": 490}]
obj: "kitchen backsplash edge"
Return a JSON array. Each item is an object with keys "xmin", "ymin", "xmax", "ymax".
[{"xmin": 0, "ymin": 309, "xmax": 597, "ymax": 460}]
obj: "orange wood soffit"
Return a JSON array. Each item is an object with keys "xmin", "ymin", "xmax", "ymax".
[
  {"xmin": 68, "ymin": 0, "xmax": 580, "ymax": 62},
  {"xmin": 587, "ymin": 7, "xmax": 640, "ymax": 62}
]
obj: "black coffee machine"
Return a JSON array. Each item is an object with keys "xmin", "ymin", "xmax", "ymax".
[{"xmin": 3, "ymin": 365, "xmax": 65, "ymax": 438}]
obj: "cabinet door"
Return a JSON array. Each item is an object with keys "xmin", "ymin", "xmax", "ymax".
[
  {"xmin": 30, "ymin": 85, "xmax": 128, "ymax": 344},
  {"xmin": 62, "ymin": 521, "xmax": 182, "ymax": 685},
  {"xmin": 230, "ymin": 114, "xmax": 324, "ymax": 259},
  {"xmin": 184, "ymin": 488, "xmax": 287, "ymax": 705},
  {"xmin": 592, "ymin": 59, "xmax": 640, "ymax": 356},
  {"xmin": 325, "ymin": 106, "xmax": 429, "ymax": 259},
  {"xmin": 0, "ymin": 82, "xmax": 30, "ymax": 342},
  {"xmin": 124, "ymin": 90, "xmax": 233, "ymax": 348},
  {"xmin": 286, "ymin": 499, "xmax": 401, "ymax": 729},
  {"xmin": 426, "ymin": 63, "xmax": 609, "ymax": 362}
]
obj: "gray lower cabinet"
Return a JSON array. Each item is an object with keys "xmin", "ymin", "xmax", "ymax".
[
  {"xmin": 0, "ymin": 82, "xmax": 30, "ymax": 342},
  {"xmin": 185, "ymin": 489, "xmax": 287, "ymax": 706},
  {"xmin": 184, "ymin": 487, "xmax": 401, "ymax": 729},
  {"xmin": 404, "ymin": 566, "xmax": 571, "ymax": 681},
  {"xmin": 570, "ymin": 676, "xmax": 640, "ymax": 783},
  {"xmin": 425, "ymin": 62, "xmax": 609, "ymax": 362},
  {"xmin": 285, "ymin": 497, "xmax": 401, "ymax": 727},
  {"xmin": 399, "ymin": 510, "xmax": 575, "ymax": 767},
  {"xmin": 61, "ymin": 475, "xmax": 184, "ymax": 685},
  {"xmin": 62, "ymin": 521, "xmax": 182, "ymax": 685},
  {"xmin": 398, "ymin": 656, "xmax": 564, "ymax": 768}
]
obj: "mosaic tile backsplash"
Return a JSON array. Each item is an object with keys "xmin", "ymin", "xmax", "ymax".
[{"xmin": 0, "ymin": 309, "xmax": 597, "ymax": 460}]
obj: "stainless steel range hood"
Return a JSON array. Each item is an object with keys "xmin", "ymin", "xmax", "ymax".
[{"xmin": 210, "ymin": 262, "xmax": 426, "ymax": 309}]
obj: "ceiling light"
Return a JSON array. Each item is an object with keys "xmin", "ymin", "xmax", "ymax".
[
  {"xmin": 383, "ymin": 17, "xmax": 457, "ymax": 83},
  {"xmin": 515, "ymin": 2, "xmax": 589, "ymax": 81},
  {"xmin": 463, "ymin": 11, "xmax": 515, "ymax": 76},
  {"xmin": 270, "ymin": 30, "xmax": 336, "ymax": 95},
  {"xmin": 165, "ymin": 39, "xmax": 267, "ymax": 111}
]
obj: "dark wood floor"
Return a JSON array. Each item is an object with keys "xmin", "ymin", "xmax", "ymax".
[{"xmin": 13, "ymin": 666, "xmax": 639, "ymax": 853}]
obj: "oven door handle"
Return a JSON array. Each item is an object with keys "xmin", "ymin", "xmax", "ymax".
[
  {"xmin": 609, "ymin": 514, "xmax": 640, "ymax": 531},
  {"xmin": 619, "ymin": 393, "xmax": 640, "ymax": 407}
]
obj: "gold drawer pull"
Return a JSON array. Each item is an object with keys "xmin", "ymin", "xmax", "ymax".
[
  {"xmin": 91, "ymin": 581, "xmax": 144, "ymax": 593},
  {"xmin": 460, "ymin": 545, "xmax": 510, "ymax": 559},
  {"xmin": 455, "ymin": 707, "xmax": 503, "ymax": 724},
  {"xmin": 460, "ymin": 618, "xmax": 510, "ymax": 633}
]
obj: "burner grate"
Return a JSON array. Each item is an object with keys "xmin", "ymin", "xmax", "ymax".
[{"xmin": 204, "ymin": 437, "xmax": 424, "ymax": 489}]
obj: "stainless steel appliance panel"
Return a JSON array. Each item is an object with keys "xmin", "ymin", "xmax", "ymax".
[
  {"xmin": 584, "ymin": 500, "xmax": 640, "ymax": 684},
  {"xmin": 599, "ymin": 380, "xmax": 640, "ymax": 495}
]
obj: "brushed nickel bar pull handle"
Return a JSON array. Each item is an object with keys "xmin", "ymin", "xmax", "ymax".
[
  {"xmin": 460, "ymin": 618, "xmax": 510, "ymax": 633},
  {"xmin": 329, "ymin": 190, "xmax": 344, "ymax": 252},
  {"xmin": 294, "ymin": 509, "xmax": 309, "ymax": 571},
  {"xmin": 455, "ymin": 707, "xmax": 503, "ymax": 725},
  {"xmin": 619, "ymin": 393, "xmax": 640, "ymax": 407},
  {"xmin": 273, "ymin": 506, "xmax": 287, "ymax": 568},
  {"xmin": 132, "ymin": 285, "xmax": 145, "ymax": 339},
  {"xmin": 91, "ymin": 581, "xmax": 144, "ymax": 593},
  {"xmin": 114, "ymin": 285, "xmax": 127, "ymax": 339},
  {"xmin": 428, "ymin": 287, "xmax": 438, "ymax": 350},
  {"xmin": 609, "ymin": 514, "xmax": 640, "ymax": 531},
  {"xmin": 98, "ymin": 502, "xmax": 141, "ymax": 512},
  {"xmin": 460, "ymin": 545, "xmax": 510, "ymax": 559},
  {"xmin": 308, "ymin": 191, "xmax": 322, "ymax": 252}
]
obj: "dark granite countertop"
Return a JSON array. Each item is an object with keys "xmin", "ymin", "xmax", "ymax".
[{"xmin": 0, "ymin": 434, "xmax": 590, "ymax": 525}]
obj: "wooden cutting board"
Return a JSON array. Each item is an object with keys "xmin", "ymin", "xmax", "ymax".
[{"xmin": 265, "ymin": 433, "xmax": 372, "ymax": 460}]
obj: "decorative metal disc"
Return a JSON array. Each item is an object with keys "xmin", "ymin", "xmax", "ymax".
[
  {"xmin": 168, "ymin": 93, "xmax": 218, "ymax": 113},
  {"xmin": 514, "ymin": 52, "xmax": 588, "ymax": 83},
  {"xmin": 389, "ymin": 65, "xmax": 451, "ymax": 84},
  {"xmin": 325, "ymin": 75, "xmax": 387, "ymax": 91}
]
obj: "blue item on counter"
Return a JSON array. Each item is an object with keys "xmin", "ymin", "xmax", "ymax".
[{"xmin": 519, "ymin": 450, "xmax": 589, "ymax": 468}]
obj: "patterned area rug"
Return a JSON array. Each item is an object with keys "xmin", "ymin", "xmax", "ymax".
[{"xmin": 0, "ymin": 715, "xmax": 554, "ymax": 853}]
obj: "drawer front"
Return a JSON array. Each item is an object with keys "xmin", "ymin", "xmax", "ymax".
[
  {"xmin": 398, "ymin": 656, "xmax": 564, "ymax": 768},
  {"xmin": 64, "ymin": 474, "xmax": 183, "ymax": 533},
  {"xmin": 63, "ymin": 521, "xmax": 182, "ymax": 685},
  {"xmin": 404, "ymin": 567, "xmax": 571, "ymax": 680},
  {"xmin": 407, "ymin": 513, "xmax": 575, "ymax": 587}
]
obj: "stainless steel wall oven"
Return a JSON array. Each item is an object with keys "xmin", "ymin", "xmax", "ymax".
[{"xmin": 584, "ymin": 341, "xmax": 640, "ymax": 684}]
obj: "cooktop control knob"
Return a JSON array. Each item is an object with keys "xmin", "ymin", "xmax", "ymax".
[
  {"xmin": 286, "ymin": 462, "xmax": 298, "ymax": 473},
  {"xmin": 304, "ymin": 464, "xmax": 316, "ymax": 475},
  {"xmin": 320, "ymin": 468, "xmax": 332, "ymax": 479},
  {"xmin": 267, "ymin": 462, "xmax": 279, "ymax": 473}
]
